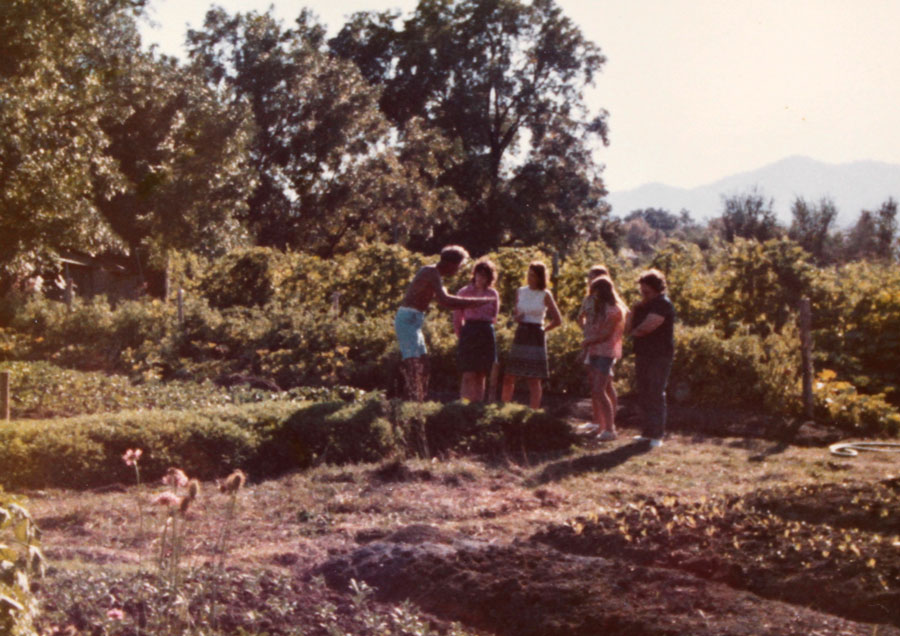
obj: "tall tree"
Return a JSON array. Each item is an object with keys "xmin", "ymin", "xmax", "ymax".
[
  {"xmin": 718, "ymin": 188, "xmax": 782, "ymax": 243},
  {"xmin": 875, "ymin": 197, "xmax": 898, "ymax": 261},
  {"xmin": 845, "ymin": 209, "xmax": 879, "ymax": 261},
  {"xmin": 845, "ymin": 198, "xmax": 898, "ymax": 262},
  {"xmin": 331, "ymin": 0, "xmax": 610, "ymax": 254},
  {"xmin": 0, "ymin": 0, "xmax": 146, "ymax": 289},
  {"xmin": 788, "ymin": 197, "xmax": 838, "ymax": 263},
  {"xmin": 187, "ymin": 8, "xmax": 421, "ymax": 256},
  {"xmin": 88, "ymin": 17, "xmax": 256, "ymax": 272}
]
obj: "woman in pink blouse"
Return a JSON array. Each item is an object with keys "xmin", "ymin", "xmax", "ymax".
[
  {"xmin": 579, "ymin": 275, "xmax": 628, "ymax": 440},
  {"xmin": 453, "ymin": 260, "xmax": 501, "ymax": 402}
]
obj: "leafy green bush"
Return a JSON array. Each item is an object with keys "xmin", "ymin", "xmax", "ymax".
[
  {"xmin": 395, "ymin": 400, "xmax": 575, "ymax": 457},
  {"xmin": 813, "ymin": 369, "xmax": 900, "ymax": 436},
  {"xmin": 0, "ymin": 493, "xmax": 42, "ymax": 636},
  {"xmin": 0, "ymin": 360, "xmax": 370, "ymax": 420},
  {"xmin": 812, "ymin": 261, "xmax": 900, "ymax": 407},
  {"xmin": 648, "ymin": 240, "xmax": 717, "ymax": 327},
  {"xmin": 198, "ymin": 247, "xmax": 294, "ymax": 309},
  {"xmin": 669, "ymin": 324, "xmax": 800, "ymax": 414},
  {"xmin": 328, "ymin": 243, "xmax": 426, "ymax": 315},
  {"xmin": 712, "ymin": 238, "xmax": 815, "ymax": 337},
  {"xmin": 0, "ymin": 396, "xmax": 574, "ymax": 491},
  {"xmin": 553, "ymin": 241, "xmax": 621, "ymax": 318},
  {"xmin": 3, "ymin": 239, "xmax": 899, "ymax": 429}
]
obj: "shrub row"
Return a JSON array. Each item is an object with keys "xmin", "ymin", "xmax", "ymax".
[
  {"xmin": 0, "ymin": 396, "xmax": 575, "ymax": 491},
  {"xmin": 0, "ymin": 360, "xmax": 367, "ymax": 419},
  {"xmin": 2, "ymin": 239, "xmax": 898, "ymax": 433},
  {"xmin": 4, "ymin": 323, "xmax": 899, "ymax": 437}
]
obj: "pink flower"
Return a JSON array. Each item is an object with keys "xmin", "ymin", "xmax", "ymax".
[
  {"xmin": 162, "ymin": 468, "xmax": 189, "ymax": 489},
  {"xmin": 152, "ymin": 491, "xmax": 180, "ymax": 506},
  {"xmin": 107, "ymin": 609, "xmax": 125, "ymax": 620},
  {"xmin": 122, "ymin": 448, "xmax": 143, "ymax": 466}
]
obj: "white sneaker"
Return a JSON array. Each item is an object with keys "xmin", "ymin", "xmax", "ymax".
[
  {"xmin": 598, "ymin": 430, "xmax": 617, "ymax": 441},
  {"xmin": 648, "ymin": 438, "xmax": 664, "ymax": 449},
  {"xmin": 576, "ymin": 423, "xmax": 600, "ymax": 435}
]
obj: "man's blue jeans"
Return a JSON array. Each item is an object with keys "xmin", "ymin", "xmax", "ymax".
[{"xmin": 635, "ymin": 355, "xmax": 673, "ymax": 440}]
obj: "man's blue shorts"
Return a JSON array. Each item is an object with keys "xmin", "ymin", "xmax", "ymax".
[{"xmin": 395, "ymin": 307, "xmax": 427, "ymax": 359}]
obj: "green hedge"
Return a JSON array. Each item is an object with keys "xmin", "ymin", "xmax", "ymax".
[
  {"xmin": 0, "ymin": 397, "xmax": 576, "ymax": 491},
  {"xmin": 3, "ymin": 240, "xmax": 900, "ymax": 432},
  {"xmin": 0, "ymin": 360, "xmax": 368, "ymax": 419}
]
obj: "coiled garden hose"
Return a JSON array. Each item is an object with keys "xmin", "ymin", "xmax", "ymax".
[{"xmin": 828, "ymin": 441, "xmax": 900, "ymax": 457}]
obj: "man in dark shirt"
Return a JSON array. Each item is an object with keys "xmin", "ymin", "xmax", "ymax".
[{"xmin": 630, "ymin": 269, "xmax": 675, "ymax": 448}]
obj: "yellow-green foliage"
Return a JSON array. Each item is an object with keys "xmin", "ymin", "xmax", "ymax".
[
  {"xmin": 713, "ymin": 238, "xmax": 815, "ymax": 337},
  {"xmin": 814, "ymin": 370, "xmax": 900, "ymax": 436},
  {"xmin": 3, "ymin": 239, "xmax": 899, "ymax": 434},
  {"xmin": 671, "ymin": 324, "xmax": 801, "ymax": 414},
  {"xmin": 198, "ymin": 247, "xmax": 293, "ymax": 309},
  {"xmin": 0, "ymin": 402, "xmax": 295, "ymax": 490},
  {"xmin": 553, "ymin": 241, "xmax": 621, "ymax": 318},
  {"xmin": 0, "ymin": 494, "xmax": 41, "ymax": 636},
  {"xmin": 812, "ymin": 261, "xmax": 900, "ymax": 405},
  {"xmin": 648, "ymin": 240, "xmax": 717, "ymax": 327}
]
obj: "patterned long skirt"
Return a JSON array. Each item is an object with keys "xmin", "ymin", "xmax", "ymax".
[{"xmin": 505, "ymin": 323, "xmax": 548, "ymax": 379}]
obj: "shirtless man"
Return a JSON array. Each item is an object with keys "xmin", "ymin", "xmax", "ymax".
[{"xmin": 395, "ymin": 245, "xmax": 494, "ymax": 401}]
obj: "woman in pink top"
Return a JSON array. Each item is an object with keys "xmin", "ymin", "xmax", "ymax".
[
  {"xmin": 453, "ymin": 260, "xmax": 500, "ymax": 402},
  {"xmin": 580, "ymin": 276, "xmax": 628, "ymax": 440}
]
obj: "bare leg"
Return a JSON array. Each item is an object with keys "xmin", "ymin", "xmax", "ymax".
[
  {"xmin": 590, "ymin": 378, "xmax": 602, "ymax": 425},
  {"xmin": 592, "ymin": 371, "xmax": 613, "ymax": 432},
  {"xmin": 472, "ymin": 371, "xmax": 487, "ymax": 402},
  {"xmin": 501, "ymin": 374, "xmax": 517, "ymax": 402},
  {"xmin": 527, "ymin": 377, "xmax": 543, "ymax": 410},
  {"xmin": 589, "ymin": 368, "xmax": 603, "ymax": 426},
  {"xmin": 606, "ymin": 380, "xmax": 618, "ymax": 428},
  {"xmin": 461, "ymin": 372, "xmax": 479, "ymax": 401},
  {"xmin": 487, "ymin": 363, "xmax": 500, "ymax": 402},
  {"xmin": 420, "ymin": 356, "xmax": 430, "ymax": 401},
  {"xmin": 400, "ymin": 358, "xmax": 419, "ymax": 402},
  {"xmin": 401, "ymin": 357, "xmax": 429, "ymax": 402}
]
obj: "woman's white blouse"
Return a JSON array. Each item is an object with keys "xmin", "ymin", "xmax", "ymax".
[{"xmin": 516, "ymin": 287, "xmax": 547, "ymax": 324}]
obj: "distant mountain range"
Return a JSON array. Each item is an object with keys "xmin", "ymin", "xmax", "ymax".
[{"xmin": 605, "ymin": 156, "xmax": 900, "ymax": 227}]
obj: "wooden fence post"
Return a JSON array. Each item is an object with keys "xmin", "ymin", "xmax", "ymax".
[
  {"xmin": 1, "ymin": 370, "xmax": 10, "ymax": 421},
  {"xmin": 799, "ymin": 297, "xmax": 814, "ymax": 419}
]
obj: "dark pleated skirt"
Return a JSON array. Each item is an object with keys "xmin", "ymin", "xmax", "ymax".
[
  {"xmin": 457, "ymin": 320, "xmax": 497, "ymax": 373},
  {"xmin": 505, "ymin": 323, "xmax": 548, "ymax": 379}
]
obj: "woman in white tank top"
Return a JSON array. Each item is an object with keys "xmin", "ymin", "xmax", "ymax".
[{"xmin": 501, "ymin": 261, "xmax": 563, "ymax": 409}]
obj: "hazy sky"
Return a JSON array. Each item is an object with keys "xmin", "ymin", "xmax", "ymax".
[{"xmin": 138, "ymin": 0, "xmax": 900, "ymax": 193}]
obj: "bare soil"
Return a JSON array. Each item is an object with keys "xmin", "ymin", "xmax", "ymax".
[{"xmin": 27, "ymin": 400, "xmax": 900, "ymax": 635}]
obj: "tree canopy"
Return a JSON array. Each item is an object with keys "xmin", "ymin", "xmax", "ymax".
[
  {"xmin": 331, "ymin": 0, "xmax": 611, "ymax": 254},
  {"xmin": 0, "ymin": 0, "xmax": 147, "ymax": 286}
]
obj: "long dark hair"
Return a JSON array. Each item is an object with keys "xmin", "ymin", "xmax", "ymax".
[
  {"xmin": 590, "ymin": 276, "xmax": 616, "ymax": 316},
  {"xmin": 528, "ymin": 261, "xmax": 547, "ymax": 290}
]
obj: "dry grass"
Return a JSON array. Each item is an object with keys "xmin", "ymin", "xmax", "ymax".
[{"xmin": 27, "ymin": 427, "xmax": 896, "ymax": 573}]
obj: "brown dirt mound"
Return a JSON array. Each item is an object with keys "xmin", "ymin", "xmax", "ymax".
[
  {"xmin": 317, "ymin": 533, "xmax": 896, "ymax": 636},
  {"xmin": 534, "ymin": 479, "xmax": 900, "ymax": 628}
]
